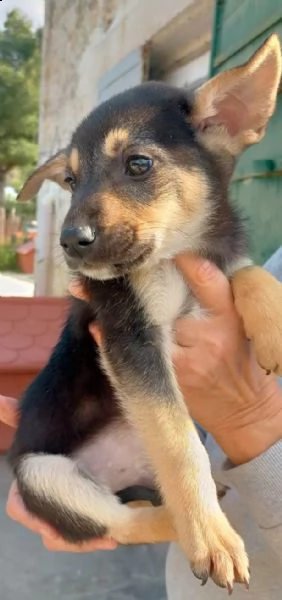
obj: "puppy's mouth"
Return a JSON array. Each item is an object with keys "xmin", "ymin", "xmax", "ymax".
[
  {"xmin": 65, "ymin": 245, "xmax": 154, "ymax": 276},
  {"xmin": 113, "ymin": 246, "xmax": 153, "ymax": 270}
]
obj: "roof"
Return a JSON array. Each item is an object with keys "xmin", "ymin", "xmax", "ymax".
[{"xmin": 0, "ymin": 297, "xmax": 68, "ymax": 373}]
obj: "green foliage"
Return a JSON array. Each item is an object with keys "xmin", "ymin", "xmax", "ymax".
[
  {"xmin": 0, "ymin": 10, "xmax": 41, "ymax": 202},
  {"xmin": 4, "ymin": 196, "xmax": 36, "ymax": 222},
  {"xmin": 0, "ymin": 245, "xmax": 19, "ymax": 272}
]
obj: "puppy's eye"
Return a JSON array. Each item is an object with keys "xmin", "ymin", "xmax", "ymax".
[
  {"xmin": 125, "ymin": 155, "xmax": 153, "ymax": 176},
  {"xmin": 64, "ymin": 175, "xmax": 76, "ymax": 191}
]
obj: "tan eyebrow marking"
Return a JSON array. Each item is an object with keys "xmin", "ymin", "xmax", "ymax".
[
  {"xmin": 69, "ymin": 147, "xmax": 79, "ymax": 174},
  {"xmin": 103, "ymin": 128, "xmax": 129, "ymax": 157}
]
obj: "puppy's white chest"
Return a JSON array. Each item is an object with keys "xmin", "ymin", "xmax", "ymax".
[{"xmin": 133, "ymin": 262, "xmax": 194, "ymax": 326}]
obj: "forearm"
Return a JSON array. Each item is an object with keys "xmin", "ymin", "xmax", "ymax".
[
  {"xmin": 220, "ymin": 440, "xmax": 282, "ymax": 561},
  {"xmin": 209, "ymin": 381, "xmax": 282, "ymax": 561}
]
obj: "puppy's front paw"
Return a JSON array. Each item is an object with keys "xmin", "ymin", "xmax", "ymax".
[
  {"xmin": 251, "ymin": 329, "xmax": 282, "ymax": 376},
  {"xmin": 232, "ymin": 266, "xmax": 282, "ymax": 375},
  {"xmin": 181, "ymin": 513, "xmax": 249, "ymax": 592}
]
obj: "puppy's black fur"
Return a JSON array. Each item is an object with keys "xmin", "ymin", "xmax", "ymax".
[{"xmin": 10, "ymin": 89, "xmax": 244, "ymax": 479}]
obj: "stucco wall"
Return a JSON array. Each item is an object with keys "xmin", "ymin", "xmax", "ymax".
[{"xmin": 35, "ymin": 0, "xmax": 213, "ymax": 295}]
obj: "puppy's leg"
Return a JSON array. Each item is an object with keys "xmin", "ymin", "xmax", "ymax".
[
  {"xmin": 112, "ymin": 505, "xmax": 176, "ymax": 545},
  {"xmin": 16, "ymin": 453, "xmax": 176, "ymax": 544},
  {"xmin": 9, "ymin": 305, "xmax": 176, "ymax": 546},
  {"xmin": 8, "ymin": 304, "xmax": 122, "ymax": 543},
  {"xmin": 99, "ymin": 323, "xmax": 249, "ymax": 590},
  {"xmin": 231, "ymin": 265, "xmax": 282, "ymax": 375}
]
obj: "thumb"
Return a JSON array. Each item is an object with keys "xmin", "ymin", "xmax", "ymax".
[
  {"xmin": 89, "ymin": 322, "xmax": 103, "ymax": 347},
  {"xmin": 0, "ymin": 395, "xmax": 18, "ymax": 428},
  {"xmin": 175, "ymin": 254, "xmax": 233, "ymax": 314}
]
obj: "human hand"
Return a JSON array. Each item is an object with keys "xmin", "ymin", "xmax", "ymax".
[
  {"xmin": 71, "ymin": 263, "xmax": 282, "ymax": 465},
  {"xmin": 1, "ymin": 396, "xmax": 116, "ymax": 551},
  {"xmin": 173, "ymin": 255, "xmax": 282, "ymax": 465}
]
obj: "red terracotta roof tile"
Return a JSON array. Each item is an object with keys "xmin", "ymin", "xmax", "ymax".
[
  {"xmin": 37, "ymin": 330, "xmax": 62, "ymax": 350},
  {"xmin": 0, "ymin": 321, "xmax": 12, "ymax": 336},
  {"xmin": 20, "ymin": 346, "xmax": 53, "ymax": 365},
  {"xmin": 47, "ymin": 318, "xmax": 66, "ymax": 334},
  {"xmin": 4, "ymin": 304, "xmax": 29, "ymax": 321},
  {"xmin": 2, "ymin": 332, "xmax": 33, "ymax": 350},
  {"xmin": 0, "ymin": 347, "xmax": 18, "ymax": 365},
  {"xmin": 30, "ymin": 304, "xmax": 68, "ymax": 321},
  {"xmin": 16, "ymin": 317, "xmax": 48, "ymax": 337},
  {"xmin": 0, "ymin": 297, "xmax": 68, "ymax": 373}
]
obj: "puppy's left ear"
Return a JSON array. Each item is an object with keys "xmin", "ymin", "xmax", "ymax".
[
  {"xmin": 17, "ymin": 148, "xmax": 69, "ymax": 202},
  {"xmin": 193, "ymin": 34, "xmax": 281, "ymax": 154}
]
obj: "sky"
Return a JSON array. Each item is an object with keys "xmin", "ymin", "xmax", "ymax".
[{"xmin": 0, "ymin": 0, "xmax": 45, "ymax": 28}]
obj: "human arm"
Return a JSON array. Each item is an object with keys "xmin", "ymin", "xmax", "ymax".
[{"xmin": 173, "ymin": 254, "xmax": 282, "ymax": 559}]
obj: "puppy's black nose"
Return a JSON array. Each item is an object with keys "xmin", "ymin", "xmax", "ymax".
[{"xmin": 60, "ymin": 225, "xmax": 95, "ymax": 256}]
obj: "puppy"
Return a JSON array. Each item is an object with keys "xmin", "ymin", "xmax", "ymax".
[{"xmin": 9, "ymin": 34, "xmax": 282, "ymax": 592}]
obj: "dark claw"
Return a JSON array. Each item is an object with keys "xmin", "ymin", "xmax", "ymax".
[
  {"xmin": 201, "ymin": 575, "xmax": 209, "ymax": 586},
  {"xmin": 258, "ymin": 361, "xmax": 272, "ymax": 376},
  {"xmin": 191, "ymin": 566, "xmax": 210, "ymax": 585},
  {"xmin": 192, "ymin": 570, "xmax": 209, "ymax": 582}
]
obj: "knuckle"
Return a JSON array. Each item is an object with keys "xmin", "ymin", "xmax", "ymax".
[
  {"xmin": 6, "ymin": 495, "xmax": 18, "ymax": 520},
  {"xmin": 6, "ymin": 500, "xmax": 15, "ymax": 519},
  {"xmin": 211, "ymin": 340, "xmax": 225, "ymax": 361},
  {"xmin": 42, "ymin": 537, "xmax": 57, "ymax": 551}
]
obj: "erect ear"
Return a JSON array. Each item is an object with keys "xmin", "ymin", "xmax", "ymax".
[
  {"xmin": 17, "ymin": 149, "xmax": 69, "ymax": 201},
  {"xmin": 193, "ymin": 34, "xmax": 282, "ymax": 154}
]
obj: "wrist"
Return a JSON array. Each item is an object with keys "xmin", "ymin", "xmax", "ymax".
[{"xmin": 212, "ymin": 379, "xmax": 282, "ymax": 465}]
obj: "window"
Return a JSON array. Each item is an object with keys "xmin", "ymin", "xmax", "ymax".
[{"xmin": 98, "ymin": 46, "xmax": 150, "ymax": 103}]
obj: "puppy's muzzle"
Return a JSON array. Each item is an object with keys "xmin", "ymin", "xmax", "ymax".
[{"xmin": 60, "ymin": 225, "xmax": 96, "ymax": 259}]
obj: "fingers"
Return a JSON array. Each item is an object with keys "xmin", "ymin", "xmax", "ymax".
[
  {"xmin": 7, "ymin": 482, "xmax": 117, "ymax": 552},
  {"xmin": 175, "ymin": 254, "xmax": 233, "ymax": 315},
  {"xmin": 42, "ymin": 536, "xmax": 117, "ymax": 552},
  {"xmin": 68, "ymin": 280, "xmax": 103, "ymax": 345},
  {"xmin": 0, "ymin": 395, "xmax": 18, "ymax": 428},
  {"xmin": 68, "ymin": 280, "xmax": 89, "ymax": 302},
  {"xmin": 89, "ymin": 322, "xmax": 103, "ymax": 346},
  {"xmin": 6, "ymin": 481, "xmax": 57, "ymax": 539}
]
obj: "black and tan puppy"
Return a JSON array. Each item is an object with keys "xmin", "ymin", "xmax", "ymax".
[{"xmin": 9, "ymin": 35, "xmax": 282, "ymax": 592}]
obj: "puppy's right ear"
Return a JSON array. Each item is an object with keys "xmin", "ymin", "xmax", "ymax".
[{"xmin": 17, "ymin": 149, "xmax": 69, "ymax": 201}]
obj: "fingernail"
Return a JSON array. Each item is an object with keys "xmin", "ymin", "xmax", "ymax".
[{"xmin": 197, "ymin": 260, "xmax": 216, "ymax": 281}]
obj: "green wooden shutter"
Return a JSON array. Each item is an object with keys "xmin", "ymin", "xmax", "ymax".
[{"xmin": 210, "ymin": 0, "xmax": 282, "ymax": 264}]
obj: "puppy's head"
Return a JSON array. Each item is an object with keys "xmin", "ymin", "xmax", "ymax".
[{"xmin": 19, "ymin": 35, "xmax": 281, "ymax": 280}]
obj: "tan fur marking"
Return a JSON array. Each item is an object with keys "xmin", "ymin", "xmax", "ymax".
[
  {"xmin": 111, "ymin": 505, "xmax": 177, "ymax": 544},
  {"xmin": 139, "ymin": 168, "xmax": 207, "ymax": 224},
  {"xmin": 100, "ymin": 193, "xmax": 134, "ymax": 229},
  {"xmin": 232, "ymin": 266, "xmax": 282, "ymax": 375},
  {"xmin": 100, "ymin": 167, "xmax": 209, "ymax": 258},
  {"xmin": 197, "ymin": 126, "xmax": 242, "ymax": 161},
  {"xmin": 103, "ymin": 128, "xmax": 129, "ymax": 157},
  {"xmin": 69, "ymin": 148, "xmax": 79, "ymax": 174}
]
